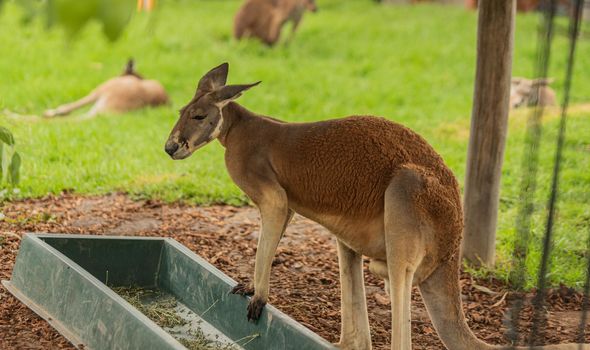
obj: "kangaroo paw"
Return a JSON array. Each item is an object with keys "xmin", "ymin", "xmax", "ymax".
[
  {"xmin": 231, "ymin": 283, "xmax": 254, "ymax": 296},
  {"xmin": 247, "ymin": 295, "xmax": 266, "ymax": 322},
  {"xmin": 43, "ymin": 109, "xmax": 57, "ymax": 118}
]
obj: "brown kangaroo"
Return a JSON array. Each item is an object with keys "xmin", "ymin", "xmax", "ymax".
[
  {"xmin": 510, "ymin": 77, "xmax": 557, "ymax": 109},
  {"xmin": 165, "ymin": 63, "xmax": 589, "ymax": 350},
  {"xmin": 44, "ymin": 59, "xmax": 169, "ymax": 119},
  {"xmin": 233, "ymin": 0, "xmax": 318, "ymax": 46}
]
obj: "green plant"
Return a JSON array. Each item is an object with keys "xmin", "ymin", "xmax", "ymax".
[
  {"xmin": 0, "ymin": 126, "xmax": 21, "ymax": 187},
  {"xmin": 15, "ymin": 0, "xmax": 135, "ymax": 41}
]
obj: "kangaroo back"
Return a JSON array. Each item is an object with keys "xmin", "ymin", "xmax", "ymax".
[{"xmin": 266, "ymin": 116, "xmax": 456, "ymax": 219}]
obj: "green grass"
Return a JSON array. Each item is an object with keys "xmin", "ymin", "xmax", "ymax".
[{"xmin": 1, "ymin": 0, "xmax": 589, "ymax": 288}]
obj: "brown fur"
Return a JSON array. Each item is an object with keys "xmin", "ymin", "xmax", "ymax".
[
  {"xmin": 216, "ymin": 108, "xmax": 461, "ymax": 265},
  {"xmin": 44, "ymin": 60, "xmax": 169, "ymax": 119},
  {"xmin": 165, "ymin": 63, "xmax": 589, "ymax": 350},
  {"xmin": 233, "ymin": 0, "xmax": 317, "ymax": 46}
]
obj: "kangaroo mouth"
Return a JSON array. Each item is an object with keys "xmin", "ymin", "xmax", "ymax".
[
  {"xmin": 171, "ymin": 151, "xmax": 189, "ymax": 160},
  {"xmin": 166, "ymin": 137, "xmax": 212, "ymax": 160},
  {"xmin": 165, "ymin": 140, "xmax": 192, "ymax": 160},
  {"xmin": 169, "ymin": 146, "xmax": 193, "ymax": 160}
]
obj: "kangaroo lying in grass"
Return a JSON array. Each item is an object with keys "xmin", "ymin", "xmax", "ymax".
[
  {"xmin": 510, "ymin": 77, "xmax": 556, "ymax": 109},
  {"xmin": 165, "ymin": 63, "xmax": 589, "ymax": 350},
  {"xmin": 44, "ymin": 59, "xmax": 169, "ymax": 119},
  {"xmin": 234, "ymin": 0, "xmax": 317, "ymax": 46}
]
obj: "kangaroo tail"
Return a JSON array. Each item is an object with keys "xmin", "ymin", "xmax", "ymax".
[
  {"xmin": 419, "ymin": 256, "xmax": 491, "ymax": 350},
  {"xmin": 419, "ymin": 255, "xmax": 590, "ymax": 350}
]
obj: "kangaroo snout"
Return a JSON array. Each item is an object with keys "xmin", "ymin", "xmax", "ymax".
[
  {"xmin": 165, "ymin": 138, "xmax": 193, "ymax": 160},
  {"xmin": 164, "ymin": 141, "xmax": 180, "ymax": 158}
]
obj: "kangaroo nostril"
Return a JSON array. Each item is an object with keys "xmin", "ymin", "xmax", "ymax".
[{"xmin": 165, "ymin": 142, "xmax": 179, "ymax": 156}]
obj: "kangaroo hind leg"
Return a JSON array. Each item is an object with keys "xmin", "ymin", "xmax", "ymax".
[
  {"xmin": 79, "ymin": 96, "xmax": 109, "ymax": 120},
  {"xmin": 384, "ymin": 167, "xmax": 428, "ymax": 350},
  {"xmin": 44, "ymin": 92, "xmax": 99, "ymax": 118},
  {"xmin": 369, "ymin": 259, "xmax": 389, "ymax": 296},
  {"xmin": 336, "ymin": 240, "xmax": 372, "ymax": 350}
]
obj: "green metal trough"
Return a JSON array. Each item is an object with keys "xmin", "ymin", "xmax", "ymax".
[{"xmin": 2, "ymin": 234, "xmax": 337, "ymax": 350}]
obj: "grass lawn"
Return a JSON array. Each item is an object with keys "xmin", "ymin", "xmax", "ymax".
[{"xmin": 0, "ymin": 0, "xmax": 589, "ymax": 288}]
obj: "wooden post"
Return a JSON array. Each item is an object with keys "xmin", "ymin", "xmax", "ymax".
[{"xmin": 462, "ymin": 0, "xmax": 515, "ymax": 266}]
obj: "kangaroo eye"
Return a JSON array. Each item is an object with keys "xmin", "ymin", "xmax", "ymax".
[{"xmin": 192, "ymin": 114, "xmax": 207, "ymax": 120}]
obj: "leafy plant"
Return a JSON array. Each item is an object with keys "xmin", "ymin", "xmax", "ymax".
[
  {"xmin": 0, "ymin": 126, "xmax": 21, "ymax": 187},
  {"xmin": 15, "ymin": 0, "xmax": 135, "ymax": 41}
]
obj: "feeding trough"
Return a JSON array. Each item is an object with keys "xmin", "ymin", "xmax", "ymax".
[{"xmin": 2, "ymin": 234, "xmax": 336, "ymax": 350}]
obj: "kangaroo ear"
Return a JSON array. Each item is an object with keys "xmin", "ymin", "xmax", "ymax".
[
  {"xmin": 532, "ymin": 77, "xmax": 554, "ymax": 86},
  {"xmin": 214, "ymin": 81, "xmax": 261, "ymax": 105},
  {"xmin": 198, "ymin": 63, "xmax": 229, "ymax": 92},
  {"xmin": 511, "ymin": 77, "xmax": 524, "ymax": 85},
  {"xmin": 125, "ymin": 58, "xmax": 135, "ymax": 72}
]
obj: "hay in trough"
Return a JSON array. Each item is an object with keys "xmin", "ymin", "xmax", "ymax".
[
  {"xmin": 113, "ymin": 286, "xmax": 239, "ymax": 350},
  {"xmin": 113, "ymin": 286, "xmax": 186, "ymax": 328}
]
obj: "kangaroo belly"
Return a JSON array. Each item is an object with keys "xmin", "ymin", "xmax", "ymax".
[{"xmin": 290, "ymin": 203, "xmax": 386, "ymax": 259}]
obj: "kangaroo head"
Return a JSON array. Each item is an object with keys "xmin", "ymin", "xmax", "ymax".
[
  {"xmin": 510, "ymin": 77, "xmax": 554, "ymax": 109},
  {"xmin": 305, "ymin": 0, "xmax": 318, "ymax": 12},
  {"xmin": 165, "ymin": 62, "xmax": 260, "ymax": 160}
]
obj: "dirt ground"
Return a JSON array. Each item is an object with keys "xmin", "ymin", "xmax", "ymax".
[{"xmin": 1, "ymin": 193, "xmax": 588, "ymax": 349}]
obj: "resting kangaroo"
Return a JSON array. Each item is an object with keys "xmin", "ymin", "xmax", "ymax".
[
  {"xmin": 510, "ymin": 77, "xmax": 556, "ymax": 109},
  {"xmin": 165, "ymin": 63, "xmax": 589, "ymax": 350},
  {"xmin": 234, "ymin": 0, "xmax": 318, "ymax": 46},
  {"xmin": 44, "ymin": 59, "xmax": 169, "ymax": 119}
]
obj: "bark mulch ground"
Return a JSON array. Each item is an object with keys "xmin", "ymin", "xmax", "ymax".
[{"xmin": 1, "ymin": 193, "xmax": 588, "ymax": 349}]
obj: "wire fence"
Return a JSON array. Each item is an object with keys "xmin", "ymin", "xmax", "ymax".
[{"xmin": 507, "ymin": 0, "xmax": 588, "ymax": 347}]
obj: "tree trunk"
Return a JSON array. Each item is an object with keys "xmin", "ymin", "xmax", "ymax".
[{"xmin": 462, "ymin": 0, "xmax": 515, "ymax": 266}]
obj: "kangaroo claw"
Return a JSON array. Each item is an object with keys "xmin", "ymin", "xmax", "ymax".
[
  {"xmin": 247, "ymin": 295, "xmax": 266, "ymax": 322},
  {"xmin": 231, "ymin": 283, "xmax": 254, "ymax": 296}
]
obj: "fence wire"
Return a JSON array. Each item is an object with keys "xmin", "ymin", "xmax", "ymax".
[
  {"xmin": 579, "ymin": 225, "xmax": 590, "ymax": 348},
  {"xmin": 507, "ymin": 0, "xmax": 586, "ymax": 347},
  {"xmin": 528, "ymin": 0, "xmax": 585, "ymax": 344},
  {"xmin": 507, "ymin": 0, "xmax": 557, "ymax": 345}
]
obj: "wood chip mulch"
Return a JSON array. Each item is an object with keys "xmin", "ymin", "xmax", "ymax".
[{"xmin": 0, "ymin": 193, "xmax": 588, "ymax": 349}]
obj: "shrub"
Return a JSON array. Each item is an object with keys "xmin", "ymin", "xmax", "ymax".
[{"xmin": 0, "ymin": 126, "xmax": 21, "ymax": 187}]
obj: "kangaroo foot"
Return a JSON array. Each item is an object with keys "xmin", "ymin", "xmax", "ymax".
[
  {"xmin": 44, "ymin": 109, "xmax": 58, "ymax": 118},
  {"xmin": 246, "ymin": 295, "xmax": 266, "ymax": 322}
]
